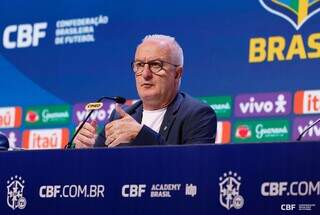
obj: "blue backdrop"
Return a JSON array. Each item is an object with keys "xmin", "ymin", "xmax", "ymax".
[{"xmin": 1, "ymin": 0, "xmax": 320, "ymax": 147}]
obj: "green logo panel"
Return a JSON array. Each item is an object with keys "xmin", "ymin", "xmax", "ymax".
[
  {"xmin": 198, "ymin": 96, "xmax": 232, "ymax": 118},
  {"xmin": 25, "ymin": 105, "xmax": 70, "ymax": 126},
  {"xmin": 234, "ymin": 119, "xmax": 290, "ymax": 143}
]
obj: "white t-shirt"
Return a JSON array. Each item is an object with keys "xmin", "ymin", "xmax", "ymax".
[{"xmin": 141, "ymin": 107, "xmax": 167, "ymax": 133}]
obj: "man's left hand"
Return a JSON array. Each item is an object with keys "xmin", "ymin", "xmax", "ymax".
[{"xmin": 105, "ymin": 104, "xmax": 143, "ymax": 147}]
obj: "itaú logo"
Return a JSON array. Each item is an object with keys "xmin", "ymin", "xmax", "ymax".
[
  {"xmin": 2, "ymin": 22, "xmax": 47, "ymax": 49},
  {"xmin": 294, "ymin": 90, "xmax": 320, "ymax": 114},
  {"xmin": 22, "ymin": 128, "xmax": 69, "ymax": 149},
  {"xmin": 0, "ymin": 107, "xmax": 22, "ymax": 128}
]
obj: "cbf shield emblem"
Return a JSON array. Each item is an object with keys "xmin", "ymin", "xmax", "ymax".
[
  {"xmin": 260, "ymin": 0, "xmax": 320, "ymax": 30},
  {"xmin": 219, "ymin": 171, "xmax": 244, "ymax": 210},
  {"xmin": 6, "ymin": 175, "xmax": 27, "ymax": 210}
]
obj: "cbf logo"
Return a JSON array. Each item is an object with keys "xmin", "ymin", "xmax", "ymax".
[
  {"xmin": 6, "ymin": 175, "xmax": 27, "ymax": 210},
  {"xmin": 219, "ymin": 171, "xmax": 244, "ymax": 210},
  {"xmin": 260, "ymin": 0, "xmax": 320, "ymax": 30},
  {"xmin": 2, "ymin": 22, "xmax": 47, "ymax": 49}
]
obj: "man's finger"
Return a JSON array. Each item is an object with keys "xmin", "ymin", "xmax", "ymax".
[
  {"xmin": 76, "ymin": 133, "xmax": 95, "ymax": 146},
  {"xmin": 115, "ymin": 104, "xmax": 128, "ymax": 118},
  {"xmin": 74, "ymin": 137, "xmax": 93, "ymax": 148},
  {"xmin": 105, "ymin": 134, "xmax": 115, "ymax": 146},
  {"xmin": 108, "ymin": 138, "xmax": 122, "ymax": 148},
  {"xmin": 105, "ymin": 121, "xmax": 114, "ymax": 131},
  {"xmin": 74, "ymin": 140, "xmax": 87, "ymax": 148},
  {"xmin": 105, "ymin": 120, "xmax": 121, "ymax": 136},
  {"xmin": 90, "ymin": 120, "xmax": 97, "ymax": 128},
  {"xmin": 77, "ymin": 121, "xmax": 96, "ymax": 134},
  {"xmin": 108, "ymin": 134, "xmax": 130, "ymax": 148},
  {"xmin": 78, "ymin": 127, "xmax": 95, "ymax": 139}
]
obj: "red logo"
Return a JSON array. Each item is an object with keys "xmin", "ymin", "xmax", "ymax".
[
  {"xmin": 25, "ymin": 111, "xmax": 39, "ymax": 123},
  {"xmin": 236, "ymin": 125, "xmax": 252, "ymax": 139}
]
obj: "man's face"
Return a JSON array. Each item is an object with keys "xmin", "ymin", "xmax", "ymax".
[{"xmin": 134, "ymin": 40, "xmax": 182, "ymax": 110}]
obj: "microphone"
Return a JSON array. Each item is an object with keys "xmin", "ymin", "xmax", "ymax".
[
  {"xmin": 296, "ymin": 118, "xmax": 320, "ymax": 141},
  {"xmin": 0, "ymin": 133, "xmax": 9, "ymax": 151},
  {"xmin": 65, "ymin": 96, "xmax": 126, "ymax": 149}
]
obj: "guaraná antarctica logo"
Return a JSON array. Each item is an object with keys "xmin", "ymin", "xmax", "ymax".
[
  {"xmin": 6, "ymin": 175, "xmax": 27, "ymax": 210},
  {"xmin": 259, "ymin": 0, "xmax": 320, "ymax": 30},
  {"xmin": 219, "ymin": 171, "xmax": 244, "ymax": 210}
]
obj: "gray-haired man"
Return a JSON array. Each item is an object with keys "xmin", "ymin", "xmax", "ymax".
[{"xmin": 75, "ymin": 34, "xmax": 217, "ymax": 148}]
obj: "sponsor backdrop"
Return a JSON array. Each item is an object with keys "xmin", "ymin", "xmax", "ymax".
[{"xmin": 1, "ymin": 0, "xmax": 320, "ymax": 148}]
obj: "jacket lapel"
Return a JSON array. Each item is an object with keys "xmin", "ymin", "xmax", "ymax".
[
  {"xmin": 128, "ymin": 101, "xmax": 143, "ymax": 123},
  {"xmin": 159, "ymin": 93, "xmax": 183, "ymax": 141},
  {"xmin": 126, "ymin": 93, "xmax": 183, "ymax": 142}
]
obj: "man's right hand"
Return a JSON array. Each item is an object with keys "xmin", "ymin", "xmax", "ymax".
[{"xmin": 74, "ymin": 120, "xmax": 97, "ymax": 148}]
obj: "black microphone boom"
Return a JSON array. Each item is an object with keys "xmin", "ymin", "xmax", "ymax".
[
  {"xmin": 101, "ymin": 96, "xmax": 126, "ymax": 104},
  {"xmin": 296, "ymin": 118, "xmax": 320, "ymax": 141},
  {"xmin": 65, "ymin": 96, "xmax": 126, "ymax": 149}
]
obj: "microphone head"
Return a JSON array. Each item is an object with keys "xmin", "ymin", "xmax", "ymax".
[
  {"xmin": 85, "ymin": 102, "xmax": 104, "ymax": 111},
  {"xmin": 0, "ymin": 133, "xmax": 9, "ymax": 151},
  {"xmin": 114, "ymin": 96, "xmax": 126, "ymax": 104}
]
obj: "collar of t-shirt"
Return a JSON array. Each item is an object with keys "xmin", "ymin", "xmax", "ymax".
[{"xmin": 141, "ymin": 107, "xmax": 167, "ymax": 133}]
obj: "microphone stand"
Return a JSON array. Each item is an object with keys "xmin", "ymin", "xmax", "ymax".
[{"xmin": 65, "ymin": 96, "xmax": 126, "ymax": 149}]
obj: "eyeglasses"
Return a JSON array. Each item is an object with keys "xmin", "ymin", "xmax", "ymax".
[{"xmin": 131, "ymin": 60, "xmax": 180, "ymax": 75}]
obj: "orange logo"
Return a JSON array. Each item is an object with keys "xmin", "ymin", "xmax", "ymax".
[
  {"xmin": 216, "ymin": 121, "xmax": 231, "ymax": 144},
  {"xmin": 22, "ymin": 128, "xmax": 69, "ymax": 149},
  {"xmin": 294, "ymin": 90, "xmax": 320, "ymax": 114},
  {"xmin": 0, "ymin": 107, "xmax": 22, "ymax": 128}
]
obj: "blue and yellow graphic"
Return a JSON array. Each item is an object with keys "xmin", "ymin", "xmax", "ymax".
[{"xmin": 260, "ymin": 0, "xmax": 320, "ymax": 29}]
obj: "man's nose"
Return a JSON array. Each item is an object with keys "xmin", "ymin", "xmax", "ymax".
[{"xmin": 141, "ymin": 64, "xmax": 153, "ymax": 79}]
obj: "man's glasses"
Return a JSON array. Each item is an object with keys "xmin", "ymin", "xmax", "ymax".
[{"xmin": 131, "ymin": 60, "xmax": 180, "ymax": 75}]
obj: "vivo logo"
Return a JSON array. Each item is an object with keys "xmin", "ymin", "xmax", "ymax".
[
  {"xmin": 293, "ymin": 117, "xmax": 320, "ymax": 141},
  {"xmin": 298, "ymin": 122, "xmax": 320, "ymax": 137},
  {"xmin": 73, "ymin": 102, "xmax": 114, "ymax": 124},
  {"xmin": 235, "ymin": 92, "xmax": 291, "ymax": 117},
  {"xmin": 76, "ymin": 110, "xmax": 107, "ymax": 122}
]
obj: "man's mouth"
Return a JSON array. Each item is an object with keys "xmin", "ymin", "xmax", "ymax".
[{"xmin": 141, "ymin": 83, "xmax": 153, "ymax": 87}]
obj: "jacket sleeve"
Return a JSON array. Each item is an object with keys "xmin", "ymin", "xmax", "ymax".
[
  {"xmin": 130, "ymin": 125, "xmax": 165, "ymax": 146},
  {"xmin": 132, "ymin": 105, "xmax": 216, "ymax": 146},
  {"xmin": 182, "ymin": 106, "xmax": 217, "ymax": 144}
]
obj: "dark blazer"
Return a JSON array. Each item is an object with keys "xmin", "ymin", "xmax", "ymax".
[{"xmin": 95, "ymin": 92, "xmax": 217, "ymax": 147}]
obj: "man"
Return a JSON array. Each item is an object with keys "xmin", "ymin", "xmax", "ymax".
[{"xmin": 74, "ymin": 34, "xmax": 216, "ymax": 148}]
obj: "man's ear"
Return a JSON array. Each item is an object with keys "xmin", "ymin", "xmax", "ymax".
[{"xmin": 175, "ymin": 66, "xmax": 183, "ymax": 80}]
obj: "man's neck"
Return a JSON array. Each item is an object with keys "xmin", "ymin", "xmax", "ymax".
[{"xmin": 143, "ymin": 92, "xmax": 178, "ymax": 111}]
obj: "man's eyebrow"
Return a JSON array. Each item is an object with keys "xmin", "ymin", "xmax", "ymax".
[{"xmin": 135, "ymin": 58, "xmax": 163, "ymax": 62}]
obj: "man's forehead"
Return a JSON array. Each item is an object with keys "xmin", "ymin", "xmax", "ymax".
[
  {"xmin": 136, "ymin": 40, "xmax": 171, "ymax": 54},
  {"xmin": 139, "ymin": 39, "xmax": 170, "ymax": 48},
  {"xmin": 135, "ymin": 40, "xmax": 171, "ymax": 60}
]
